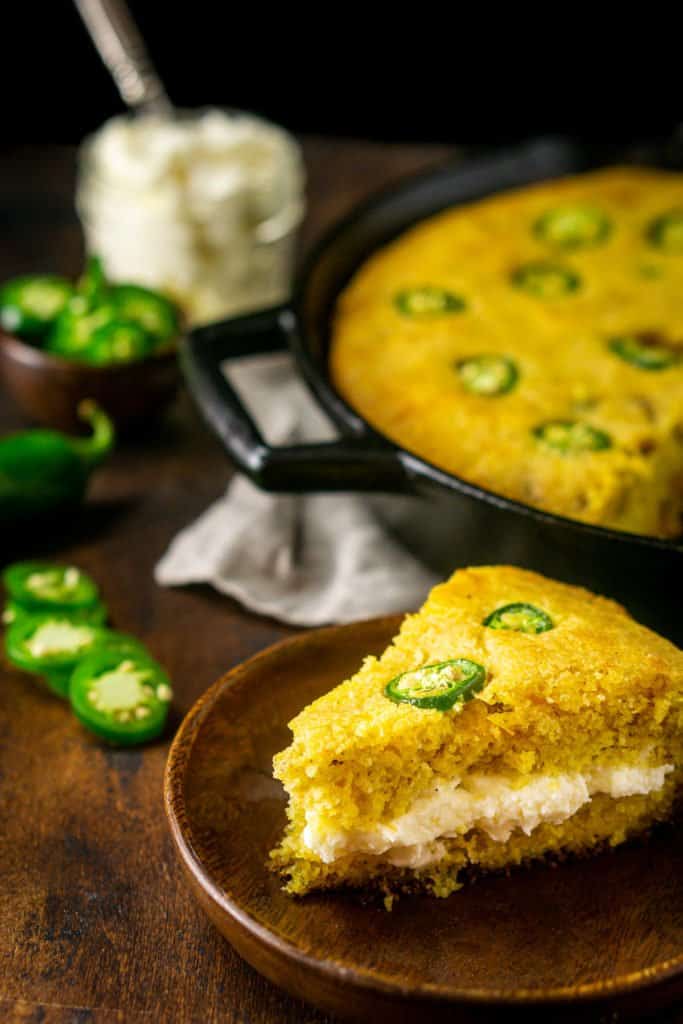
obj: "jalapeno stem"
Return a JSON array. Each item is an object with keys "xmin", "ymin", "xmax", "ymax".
[{"xmin": 69, "ymin": 401, "xmax": 115, "ymax": 468}]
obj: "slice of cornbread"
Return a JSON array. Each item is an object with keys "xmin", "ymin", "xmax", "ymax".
[{"xmin": 271, "ymin": 566, "xmax": 683, "ymax": 899}]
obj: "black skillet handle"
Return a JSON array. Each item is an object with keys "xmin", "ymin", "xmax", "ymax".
[{"xmin": 181, "ymin": 305, "xmax": 412, "ymax": 494}]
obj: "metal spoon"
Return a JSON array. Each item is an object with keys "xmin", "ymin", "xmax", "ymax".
[{"xmin": 73, "ymin": 0, "xmax": 173, "ymax": 116}]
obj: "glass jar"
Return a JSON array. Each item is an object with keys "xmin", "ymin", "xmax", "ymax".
[{"xmin": 76, "ymin": 108, "xmax": 305, "ymax": 326}]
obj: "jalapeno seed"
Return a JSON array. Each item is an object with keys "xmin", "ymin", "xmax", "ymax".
[
  {"xmin": 457, "ymin": 354, "xmax": 518, "ymax": 396},
  {"xmin": 533, "ymin": 419, "xmax": 612, "ymax": 453},
  {"xmin": 394, "ymin": 286, "xmax": 466, "ymax": 317},
  {"xmin": 483, "ymin": 602, "xmax": 554, "ymax": 633},
  {"xmin": 385, "ymin": 658, "xmax": 486, "ymax": 711}
]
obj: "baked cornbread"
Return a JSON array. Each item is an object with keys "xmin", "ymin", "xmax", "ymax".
[
  {"xmin": 271, "ymin": 566, "xmax": 683, "ymax": 900},
  {"xmin": 331, "ymin": 168, "xmax": 683, "ymax": 538}
]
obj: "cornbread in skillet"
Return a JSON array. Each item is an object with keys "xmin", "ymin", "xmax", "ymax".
[
  {"xmin": 271, "ymin": 566, "xmax": 683, "ymax": 898},
  {"xmin": 331, "ymin": 168, "xmax": 683, "ymax": 537}
]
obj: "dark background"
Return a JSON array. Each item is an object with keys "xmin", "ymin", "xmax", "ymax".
[{"xmin": 4, "ymin": 3, "xmax": 681, "ymax": 147}]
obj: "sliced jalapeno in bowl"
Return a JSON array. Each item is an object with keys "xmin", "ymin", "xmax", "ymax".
[
  {"xmin": 608, "ymin": 333, "xmax": 680, "ymax": 371},
  {"xmin": 511, "ymin": 262, "xmax": 580, "ymax": 298},
  {"xmin": 385, "ymin": 658, "xmax": 486, "ymax": 711},
  {"xmin": 394, "ymin": 286, "xmax": 466, "ymax": 317},
  {"xmin": 456, "ymin": 354, "xmax": 518, "ymax": 396},
  {"xmin": 483, "ymin": 602, "xmax": 554, "ymax": 633},
  {"xmin": 84, "ymin": 320, "xmax": 155, "ymax": 366},
  {"xmin": 70, "ymin": 649, "xmax": 172, "ymax": 745},
  {"xmin": 47, "ymin": 302, "xmax": 118, "ymax": 358},
  {"xmin": 4, "ymin": 562, "xmax": 100, "ymax": 614},
  {"xmin": 110, "ymin": 284, "xmax": 179, "ymax": 344},
  {"xmin": 0, "ymin": 275, "xmax": 74, "ymax": 338},
  {"xmin": 534, "ymin": 206, "xmax": 611, "ymax": 249},
  {"xmin": 533, "ymin": 419, "xmax": 612, "ymax": 453},
  {"xmin": 647, "ymin": 210, "xmax": 683, "ymax": 253}
]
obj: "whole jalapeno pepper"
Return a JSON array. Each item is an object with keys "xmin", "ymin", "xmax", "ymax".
[{"xmin": 0, "ymin": 400, "xmax": 114, "ymax": 523}]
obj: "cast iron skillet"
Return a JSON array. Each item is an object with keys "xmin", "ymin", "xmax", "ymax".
[{"xmin": 181, "ymin": 137, "xmax": 683, "ymax": 644}]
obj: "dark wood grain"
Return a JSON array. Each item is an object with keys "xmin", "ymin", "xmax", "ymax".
[
  {"xmin": 165, "ymin": 619, "xmax": 683, "ymax": 1023},
  {"xmin": 0, "ymin": 138, "xmax": 452, "ymax": 1024}
]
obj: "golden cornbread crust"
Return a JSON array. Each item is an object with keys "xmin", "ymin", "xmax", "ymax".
[
  {"xmin": 271, "ymin": 567, "xmax": 683, "ymax": 897},
  {"xmin": 331, "ymin": 168, "xmax": 683, "ymax": 537}
]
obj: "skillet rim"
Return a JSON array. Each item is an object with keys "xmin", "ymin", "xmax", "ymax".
[{"xmin": 287, "ymin": 137, "xmax": 683, "ymax": 556}]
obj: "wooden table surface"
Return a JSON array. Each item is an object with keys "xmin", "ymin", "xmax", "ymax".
[
  {"xmin": 0, "ymin": 138, "xmax": 456, "ymax": 1024},
  {"xmin": 2, "ymin": 139, "xmax": 682, "ymax": 1024}
]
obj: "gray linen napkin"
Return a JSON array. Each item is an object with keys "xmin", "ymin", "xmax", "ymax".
[{"xmin": 154, "ymin": 353, "xmax": 438, "ymax": 625}]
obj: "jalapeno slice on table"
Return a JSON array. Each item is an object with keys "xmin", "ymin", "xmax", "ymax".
[
  {"xmin": 0, "ymin": 402, "xmax": 114, "ymax": 524},
  {"xmin": 110, "ymin": 284, "xmax": 179, "ymax": 344},
  {"xmin": 608, "ymin": 333, "xmax": 680, "ymax": 371},
  {"xmin": 511, "ymin": 262, "xmax": 580, "ymax": 298},
  {"xmin": 647, "ymin": 210, "xmax": 683, "ymax": 253},
  {"xmin": 0, "ymin": 275, "xmax": 74, "ymax": 338},
  {"xmin": 385, "ymin": 658, "xmax": 486, "ymax": 711},
  {"xmin": 394, "ymin": 287, "xmax": 466, "ymax": 317},
  {"xmin": 84, "ymin": 320, "xmax": 155, "ymax": 366},
  {"xmin": 2, "ymin": 597, "xmax": 107, "ymax": 628},
  {"xmin": 5, "ymin": 614, "xmax": 147, "ymax": 698},
  {"xmin": 534, "ymin": 206, "xmax": 611, "ymax": 249},
  {"xmin": 4, "ymin": 562, "xmax": 100, "ymax": 613},
  {"xmin": 457, "ymin": 354, "xmax": 518, "ymax": 396},
  {"xmin": 533, "ymin": 419, "xmax": 612, "ymax": 453},
  {"xmin": 484, "ymin": 602, "xmax": 554, "ymax": 633},
  {"xmin": 70, "ymin": 649, "xmax": 172, "ymax": 745}
]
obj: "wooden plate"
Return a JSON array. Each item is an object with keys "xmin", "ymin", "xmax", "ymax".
[{"xmin": 164, "ymin": 616, "xmax": 683, "ymax": 1022}]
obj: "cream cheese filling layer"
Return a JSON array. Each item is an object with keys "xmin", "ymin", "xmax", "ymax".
[{"xmin": 302, "ymin": 761, "xmax": 674, "ymax": 869}]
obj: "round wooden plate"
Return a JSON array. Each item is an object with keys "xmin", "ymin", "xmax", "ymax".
[{"xmin": 164, "ymin": 616, "xmax": 683, "ymax": 1022}]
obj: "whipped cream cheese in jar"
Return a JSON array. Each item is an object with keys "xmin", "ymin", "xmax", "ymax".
[{"xmin": 76, "ymin": 109, "xmax": 305, "ymax": 325}]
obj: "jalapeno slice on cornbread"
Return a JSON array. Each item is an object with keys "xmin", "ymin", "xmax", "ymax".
[
  {"xmin": 608, "ymin": 332, "xmax": 681, "ymax": 371},
  {"xmin": 456, "ymin": 355, "xmax": 518, "ymax": 396},
  {"xmin": 533, "ymin": 419, "xmax": 612, "ymax": 453},
  {"xmin": 534, "ymin": 205, "xmax": 611, "ymax": 249},
  {"xmin": 511, "ymin": 262, "xmax": 581, "ymax": 298},
  {"xmin": 484, "ymin": 602, "xmax": 554, "ymax": 633},
  {"xmin": 394, "ymin": 287, "xmax": 466, "ymax": 317},
  {"xmin": 647, "ymin": 210, "xmax": 683, "ymax": 253},
  {"xmin": 385, "ymin": 658, "xmax": 486, "ymax": 711}
]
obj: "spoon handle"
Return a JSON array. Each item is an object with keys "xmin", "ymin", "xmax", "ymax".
[{"xmin": 73, "ymin": 0, "xmax": 173, "ymax": 115}]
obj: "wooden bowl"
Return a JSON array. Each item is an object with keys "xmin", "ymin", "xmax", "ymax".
[
  {"xmin": 164, "ymin": 617, "xmax": 683, "ymax": 1023},
  {"xmin": 0, "ymin": 328, "xmax": 180, "ymax": 433}
]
